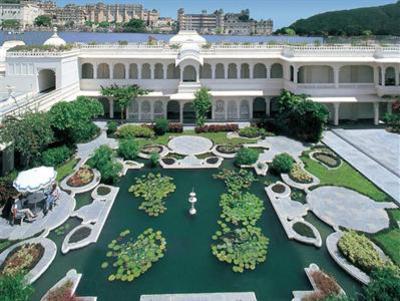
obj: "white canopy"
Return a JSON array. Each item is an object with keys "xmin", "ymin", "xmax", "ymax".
[{"xmin": 13, "ymin": 166, "xmax": 57, "ymax": 193}]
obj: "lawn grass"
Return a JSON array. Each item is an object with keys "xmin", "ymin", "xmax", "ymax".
[
  {"xmin": 56, "ymin": 158, "xmax": 79, "ymax": 182},
  {"xmin": 137, "ymin": 130, "xmax": 256, "ymax": 148},
  {"xmin": 372, "ymin": 229, "xmax": 400, "ymax": 266},
  {"xmin": 301, "ymin": 150, "xmax": 389, "ymax": 202}
]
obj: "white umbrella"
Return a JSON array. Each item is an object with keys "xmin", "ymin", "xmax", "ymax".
[{"xmin": 13, "ymin": 166, "xmax": 57, "ymax": 193}]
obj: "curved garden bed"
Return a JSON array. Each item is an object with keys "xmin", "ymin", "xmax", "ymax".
[
  {"xmin": 310, "ymin": 149, "xmax": 342, "ymax": 169},
  {"xmin": 0, "ymin": 237, "xmax": 56, "ymax": 284},
  {"xmin": 61, "ymin": 167, "xmax": 101, "ymax": 194},
  {"xmin": 270, "ymin": 182, "xmax": 291, "ymax": 198},
  {"xmin": 91, "ymin": 184, "xmax": 112, "ymax": 200}
]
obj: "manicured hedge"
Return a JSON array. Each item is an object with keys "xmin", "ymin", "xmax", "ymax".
[
  {"xmin": 271, "ymin": 153, "xmax": 295, "ymax": 174},
  {"xmin": 195, "ymin": 124, "xmax": 239, "ymax": 133},
  {"xmin": 234, "ymin": 148, "xmax": 259, "ymax": 165},
  {"xmin": 117, "ymin": 125, "xmax": 155, "ymax": 139},
  {"xmin": 41, "ymin": 145, "xmax": 73, "ymax": 167},
  {"xmin": 118, "ymin": 139, "xmax": 139, "ymax": 160}
]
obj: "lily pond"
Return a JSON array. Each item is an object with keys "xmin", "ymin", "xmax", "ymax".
[{"xmin": 31, "ymin": 160, "xmax": 361, "ymax": 301}]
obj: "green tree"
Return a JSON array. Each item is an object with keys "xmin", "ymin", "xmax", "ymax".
[
  {"xmin": 0, "ymin": 273, "xmax": 34, "ymax": 301},
  {"xmin": 101, "ymin": 84, "xmax": 149, "ymax": 120},
  {"xmin": 1, "ymin": 19, "xmax": 20, "ymax": 29},
  {"xmin": 48, "ymin": 96, "xmax": 103, "ymax": 144},
  {"xmin": 98, "ymin": 21, "xmax": 110, "ymax": 28},
  {"xmin": 34, "ymin": 15, "xmax": 52, "ymax": 27},
  {"xmin": 364, "ymin": 267, "xmax": 400, "ymax": 301},
  {"xmin": 0, "ymin": 112, "xmax": 54, "ymax": 167},
  {"xmin": 193, "ymin": 87, "xmax": 212, "ymax": 126},
  {"xmin": 123, "ymin": 19, "xmax": 146, "ymax": 33}
]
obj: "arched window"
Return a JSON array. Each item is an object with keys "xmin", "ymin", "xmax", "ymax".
[
  {"xmin": 81, "ymin": 63, "xmax": 93, "ymax": 79},
  {"xmin": 113, "ymin": 63, "xmax": 125, "ymax": 79},
  {"xmin": 214, "ymin": 99, "xmax": 225, "ymax": 120},
  {"xmin": 154, "ymin": 63, "xmax": 164, "ymax": 79},
  {"xmin": 253, "ymin": 63, "xmax": 267, "ymax": 78},
  {"xmin": 200, "ymin": 63, "xmax": 212, "ymax": 79},
  {"xmin": 241, "ymin": 63, "xmax": 249, "ymax": 79},
  {"xmin": 385, "ymin": 67, "xmax": 396, "ymax": 86},
  {"xmin": 38, "ymin": 69, "xmax": 56, "ymax": 92},
  {"xmin": 141, "ymin": 63, "xmax": 151, "ymax": 79},
  {"xmin": 298, "ymin": 65, "xmax": 333, "ymax": 83},
  {"xmin": 253, "ymin": 97, "xmax": 266, "ymax": 118},
  {"xmin": 127, "ymin": 100, "xmax": 139, "ymax": 121},
  {"xmin": 228, "ymin": 63, "xmax": 237, "ymax": 79},
  {"xmin": 153, "ymin": 100, "xmax": 164, "ymax": 119},
  {"xmin": 270, "ymin": 63, "xmax": 283, "ymax": 78},
  {"xmin": 339, "ymin": 65, "xmax": 374, "ymax": 83},
  {"xmin": 97, "ymin": 63, "xmax": 110, "ymax": 79},
  {"xmin": 167, "ymin": 100, "xmax": 180, "ymax": 121},
  {"xmin": 215, "ymin": 63, "xmax": 225, "ymax": 79},
  {"xmin": 240, "ymin": 100, "xmax": 250, "ymax": 120},
  {"xmin": 129, "ymin": 63, "xmax": 138, "ymax": 79},
  {"xmin": 183, "ymin": 65, "xmax": 196, "ymax": 82},
  {"xmin": 141, "ymin": 100, "xmax": 151, "ymax": 120},
  {"xmin": 167, "ymin": 63, "xmax": 179, "ymax": 79},
  {"xmin": 227, "ymin": 101, "xmax": 238, "ymax": 120}
]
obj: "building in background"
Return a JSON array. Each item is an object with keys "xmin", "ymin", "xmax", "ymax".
[
  {"xmin": 177, "ymin": 8, "xmax": 272, "ymax": 35},
  {"xmin": 0, "ymin": 1, "xmax": 43, "ymax": 29},
  {"xmin": 83, "ymin": 3, "xmax": 144, "ymax": 24},
  {"xmin": 177, "ymin": 8, "xmax": 224, "ymax": 34}
]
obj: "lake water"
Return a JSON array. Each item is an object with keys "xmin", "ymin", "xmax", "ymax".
[{"xmin": 0, "ymin": 31, "xmax": 323, "ymax": 45}]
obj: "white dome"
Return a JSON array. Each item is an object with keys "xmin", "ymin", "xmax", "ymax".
[
  {"xmin": 169, "ymin": 30, "xmax": 207, "ymax": 45},
  {"xmin": 2, "ymin": 40, "xmax": 25, "ymax": 50},
  {"xmin": 43, "ymin": 27, "xmax": 66, "ymax": 47}
]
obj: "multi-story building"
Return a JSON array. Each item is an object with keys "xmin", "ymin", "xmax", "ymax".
[
  {"xmin": 223, "ymin": 12, "xmax": 273, "ymax": 35},
  {"xmin": 0, "ymin": 1, "xmax": 43, "ymax": 29},
  {"xmin": 84, "ymin": 2, "xmax": 144, "ymax": 24},
  {"xmin": 177, "ymin": 9, "xmax": 224, "ymax": 34},
  {"xmin": 142, "ymin": 9, "xmax": 160, "ymax": 27},
  {"xmin": 1, "ymin": 30, "xmax": 399, "ymax": 127},
  {"xmin": 49, "ymin": 4, "xmax": 87, "ymax": 27}
]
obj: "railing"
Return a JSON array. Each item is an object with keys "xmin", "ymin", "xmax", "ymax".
[
  {"xmin": 1, "ymin": 82, "xmax": 79, "ymax": 119},
  {"xmin": 6, "ymin": 49, "xmax": 79, "ymax": 57}
]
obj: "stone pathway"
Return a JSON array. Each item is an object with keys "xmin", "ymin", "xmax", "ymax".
[
  {"xmin": 323, "ymin": 131, "xmax": 400, "ymax": 204},
  {"xmin": 0, "ymin": 191, "xmax": 75, "ymax": 240},
  {"xmin": 168, "ymin": 135, "xmax": 213, "ymax": 155},
  {"xmin": 256, "ymin": 136, "xmax": 310, "ymax": 163},
  {"xmin": 307, "ymin": 186, "xmax": 397, "ymax": 233},
  {"xmin": 76, "ymin": 121, "xmax": 118, "ymax": 167}
]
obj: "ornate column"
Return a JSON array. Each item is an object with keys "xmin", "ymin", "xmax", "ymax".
[
  {"xmin": 179, "ymin": 102, "xmax": 183, "ymax": 123},
  {"xmin": 224, "ymin": 64, "xmax": 228, "ymax": 79},
  {"xmin": 224, "ymin": 100, "xmax": 228, "ymax": 121},
  {"xmin": 110, "ymin": 64, "xmax": 114, "ymax": 79},
  {"xmin": 373, "ymin": 102, "xmax": 380, "ymax": 125},
  {"xmin": 163, "ymin": 64, "xmax": 168, "ymax": 79},
  {"xmin": 125, "ymin": 63, "xmax": 129, "ymax": 80},
  {"xmin": 333, "ymin": 103, "xmax": 340, "ymax": 126},
  {"xmin": 138, "ymin": 64, "xmax": 142, "ymax": 80},
  {"xmin": 249, "ymin": 64, "xmax": 254, "ymax": 79},
  {"xmin": 395, "ymin": 67, "xmax": 400, "ymax": 86},
  {"xmin": 236, "ymin": 99, "xmax": 240, "ymax": 120},
  {"xmin": 381, "ymin": 66, "xmax": 386, "ymax": 86},
  {"xmin": 237, "ymin": 64, "xmax": 241, "ymax": 79},
  {"xmin": 266, "ymin": 98, "xmax": 271, "ymax": 117},
  {"xmin": 334, "ymin": 66, "xmax": 340, "ymax": 88},
  {"xmin": 150, "ymin": 64, "xmax": 155, "ymax": 80},
  {"xmin": 293, "ymin": 65, "xmax": 299, "ymax": 84},
  {"xmin": 266, "ymin": 66, "xmax": 270, "ymax": 79},
  {"xmin": 211, "ymin": 64, "xmax": 216, "ymax": 79},
  {"xmin": 373, "ymin": 66, "xmax": 379, "ymax": 86},
  {"xmin": 150, "ymin": 101, "xmax": 154, "ymax": 121},
  {"xmin": 109, "ymin": 98, "xmax": 114, "ymax": 119},
  {"xmin": 93, "ymin": 63, "xmax": 97, "ymax": 79}
]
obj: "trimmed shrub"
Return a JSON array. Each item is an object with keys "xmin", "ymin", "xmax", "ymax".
[
  {"xmin": 70, "ymin": 122, "xmax": 99, "ymax": 143},
  {"xmin": 234, "ymin": 148, "xmax": 259, "ymax": 165},
  {"xmin": 289, "ymin": 164, "xmax": 313, "ymax": 183},
  {"xmin": 338, "ymin": 230, "xmax": 387, "ymax": 273},
  {"xmin": 107, "ymin": 120, "xmax": 118, "ymax": 135},
  {"xmin": 154, "ymin": 118, "xmax": 169, "ymax": 135},
  {"xmin": 118, "ymin": 139, "xmax": 139, "ymax": 160},
  {"xmin": 41, "ymin": 145, "xmax": 72, "ymax": 167},
  {"xmin": 239, "ymin": 126, "xmax": 261, "ymax": 138},
  {"xmin": 271, "ymin": 153, "xmax": 295, "ymax": 174},
  {"xmin": 195, "ymin": 124, "xmax": 239, "ymax": 133},
  {"xmin": 0, "ymin": 273, "xmax": 34, "ymax": 301},
  {"xmin": 167, "ymin": 123, "xmax": 183, "ymax": 133},
  {"xmin": 364, "ymin": 266, "xmax": 400, "ymax": 301},
  {"xmin": 87, "ymin": 145, "xmax": 122, "ymax": 184},
  {"xmin": 117, "ymin": 125, "xmax": 155, "ymax": 139},
  {"xmin": 149, "ymin": 152, "xmax": 160, "ymax": 167}
]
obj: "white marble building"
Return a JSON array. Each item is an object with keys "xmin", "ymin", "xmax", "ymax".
[{"xmin": 0, "ymin": 30, "xmax": 399, "ymax": 125}]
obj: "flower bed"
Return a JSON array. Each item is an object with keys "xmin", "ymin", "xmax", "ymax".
[
  {"xmin": 216, "ymin": 144, "xmax": 241, "ymax": 154},
  {"xmin": 292, "ymin": 222, "xmax": 315, "ymax": 238},
  {"xmin": 141, "ymin": 145, "xmax": 163, "ymax": 155},
  {"xmin": 0, "ymin": 243, "xmax": 44, "ymax": 276},
  {"xmin": 168, "ymin": 123, "xmax": 183, "ymax": 133},
  {"xmin": 271, "ymin": 183, "xmax": 286, "ymax": 194},
  {"xmin": 66, "ymin": 167, "xmax": 94, "ymax": 187},
  {"xmin": 128, "ymin": 173, "xmax": 176, "ymax": 216},
  {"xmin": 211, "ymin": 222, "xmax": 269, "ymax": 273},
  {"xmin": 220, "ymin": 192, "xmax": 264, "ymax": 226},
  {"xmin": 161, "ymin": 158, "xmax": 175, "ymax": 165},
  {"xmin": 302, "ymin": 270, "xmax": 342, "ymax": 301},
  {"xmin": 44, "ymin": 280, "xmax": 77, "ymax": 301},
  {"xmin": 102, "ymin": 229, "xmax": 166, "ymax": 282},
  {"xmin": 97, "ymin": 186, "xmax": 111, "ymax": 196},
  {"xmin": 206, "ymin": 157, "xmax": 219, "ymax": 164},
  {"xmin": 68, "ymin": 227, "xmax": 92, "ymax": 244},
  {"xmin": 289, "ymin": 164, "xmax": 313, "ymax": 184},
  {"xmin": 338, "ymin": 230, "xmax": 389, "ymax": 273},
  {"xmin": 312, "ymin": 152, "xmax": 341, "ymax": 168},
  {"xmin": 238, "ymin": 126, "xmax": 263, "ymax": 138},
  {"xmin": 195, "ymin": 124, "xmax": 239, "ymax": 133}
]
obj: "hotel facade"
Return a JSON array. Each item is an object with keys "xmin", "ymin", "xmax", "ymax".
[{"xmin": 0, "ymin": 30, "xmax": 399, "ymax": 125}]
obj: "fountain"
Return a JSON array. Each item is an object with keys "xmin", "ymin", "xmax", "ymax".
[{"xmin": 188, "ymin": 189, "xmax": 197, "ymax": 215}]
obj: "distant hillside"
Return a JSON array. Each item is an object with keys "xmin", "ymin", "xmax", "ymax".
[{"xmin": 286, "ymin": 1, "xmax": 400, "ymax": 36}]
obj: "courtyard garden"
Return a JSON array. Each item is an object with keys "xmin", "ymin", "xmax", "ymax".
[{"xmin": 0, "ymin": 91, "xmax": 399, "ymax": 301}]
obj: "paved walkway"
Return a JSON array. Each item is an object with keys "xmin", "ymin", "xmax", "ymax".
[
  {"xmin": 76, "ymin": 121, "xmax": 118, "ymax": 167},
  {"xmin": 323, "ymin": 131, "xmax": 400, "ymax": 204},
  {"xmin": 257, "ymin": 136, "xmax": 310, "ymax": 163},
  {"xmin": 168, "ymin": 135, "xmax": 213, "ymax": 155},
  {"xmin": 140, "ymin": 292, "xmax": 257, "ymax": 301},
  {"xmin": 307, "ymin": 186, "xmax": 397, "ymax": 233}
]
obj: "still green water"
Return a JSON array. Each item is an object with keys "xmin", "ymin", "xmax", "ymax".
[{"xmin": 32, "ymin": 161, "xmax": 361, "ymax": 301}]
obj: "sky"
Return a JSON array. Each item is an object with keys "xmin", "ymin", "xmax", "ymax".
[{"xmin": 54, "ymin": 0, "xmax": 396, "ymax": 29}]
